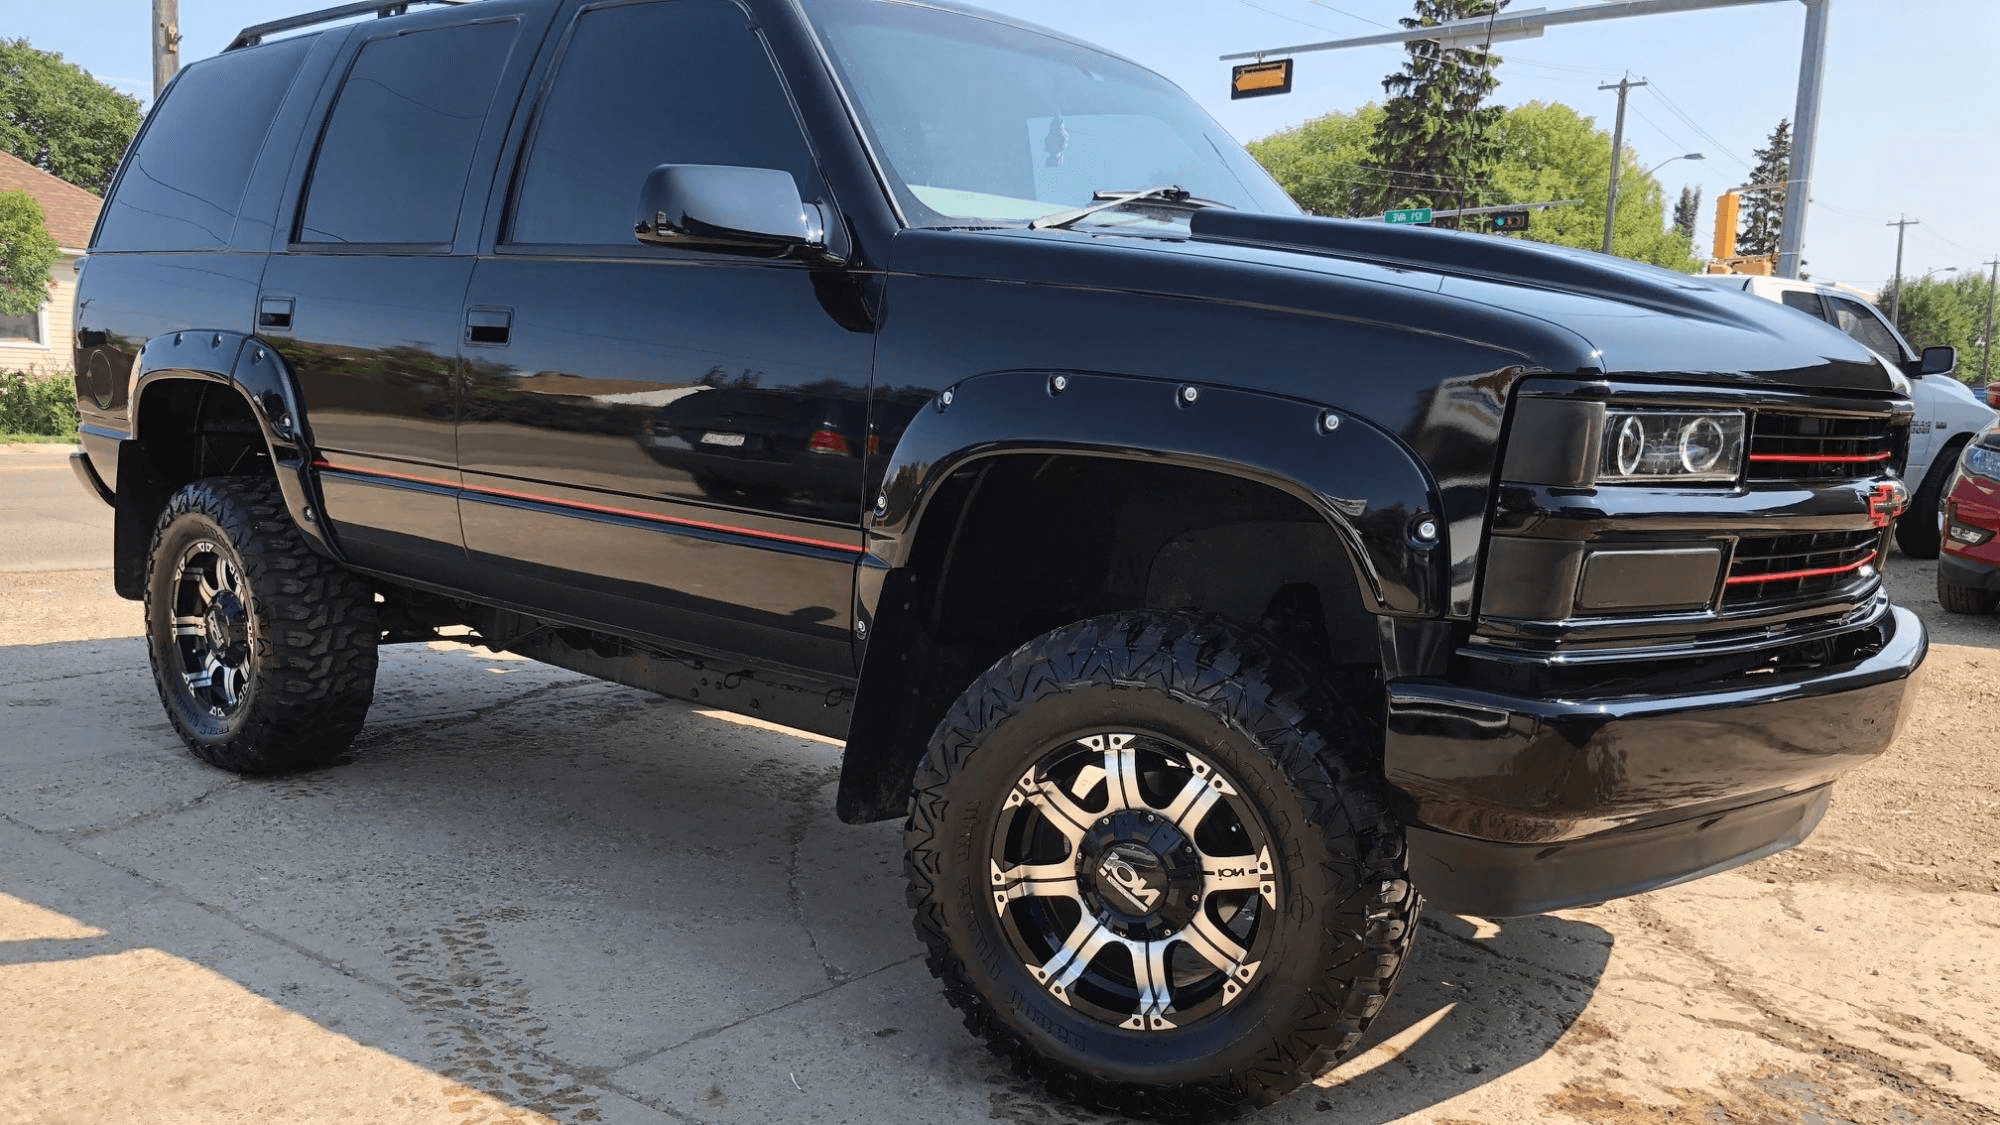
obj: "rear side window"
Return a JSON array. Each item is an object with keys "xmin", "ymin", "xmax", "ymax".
[
  {"xmin": 95, "ymin": 38, "xmax": 310, "ymax": 252},
  {"xmin": 1779, "ymin": 290, "xmax": 1825, "ymax": 320},
  {"xmin": 1826, "ymin": 295, "xmax": 1905, "ymax": 361},
  {"xmin": 506, "ymin": 0, "xmax": 822, "ymax": 247},
  {"xmin": 298, "ymin": 21, "xmax": 518, "ymax": 246}
]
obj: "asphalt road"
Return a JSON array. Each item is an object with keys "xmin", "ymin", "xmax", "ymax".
[
  {"xmin": 1, "ymin": 442, "xmax": 1994, "ymax": 1125},
  {"xmin": 0, "ymin": 444, "xmax": 107, "ymax": 572}
]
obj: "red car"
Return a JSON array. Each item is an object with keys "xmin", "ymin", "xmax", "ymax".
[
  {"xmin": 1939, "ymin": 427, "xmax": 2000, "ymax": 613},
  {"xmin": 1987, "ymin": 384, "xmax": 2000, "ymax": 410}
]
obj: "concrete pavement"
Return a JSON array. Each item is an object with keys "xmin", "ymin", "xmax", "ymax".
[{"xmin": 0, "ymin": 454, "xmax": 1994, "ymax": 1124}]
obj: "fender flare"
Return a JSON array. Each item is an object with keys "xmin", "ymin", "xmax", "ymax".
[
  {"xmin": 864, "ymin": 369, "xmax": 1447, "ymax": 618},
  {"xmin": 116, "ymin": 331, "xmax": 338, "ymax": 597},
  {"xmin": 836, "ymin": 369, "xmax": 1447, "ymax": 823}
]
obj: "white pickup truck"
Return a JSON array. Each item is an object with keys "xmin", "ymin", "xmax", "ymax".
[{"xmin": 1698, "ymin": 273, "xmax": 1996, "ymax": 557}]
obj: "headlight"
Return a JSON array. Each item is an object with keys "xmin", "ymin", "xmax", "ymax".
[
  {"xmin": 1963, "ymin": 442, "xmax": 2000, "ymax": 482},
  {"xmin": 1598, "ymin": 410, "xmax": 1746, "ymax": 484}
]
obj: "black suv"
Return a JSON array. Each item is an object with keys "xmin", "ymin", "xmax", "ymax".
[{"xmin": 70, "ymin": 0, "xmax": 1927, "ymax": 1115}]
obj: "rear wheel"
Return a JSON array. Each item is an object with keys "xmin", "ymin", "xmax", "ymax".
[
  {"xmin": 904, "ymin": 613, "xmax": 1419, "ymax": 1119},
  {"xmin": 145, "ymin": 476, "xmax": 379, "ymax": 773}
]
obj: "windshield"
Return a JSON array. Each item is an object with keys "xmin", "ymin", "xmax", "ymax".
[{"xmin": 802, "ymin": 0, "xmax": 1300, "ymax": 230}]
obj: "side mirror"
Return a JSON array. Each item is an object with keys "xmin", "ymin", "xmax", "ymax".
[
  {"xmin": 634, "ymin": 165, "xmax": 828, "ymax": 258},
  {"xmin": 1919, "ymin": 345, "xmax": 1958, "ymax": 377}
]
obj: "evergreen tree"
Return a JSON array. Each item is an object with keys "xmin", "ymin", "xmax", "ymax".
[
  {"xmin": 1738, "ymin": 119, "xmax": 1790, "ymax": 257},
  {"xmin": 1673, "ymin": 184, "xmax": 1702, "ymax": 240},
  {"xmin": 1365, "ymin": 0, "xmax": 1509, "ymax": 226}
]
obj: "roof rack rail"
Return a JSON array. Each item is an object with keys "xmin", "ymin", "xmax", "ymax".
[{"xmin": 227, "ymin": 0, "xmax": 473, "ymax": 51}]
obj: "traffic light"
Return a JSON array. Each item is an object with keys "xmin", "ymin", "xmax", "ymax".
[{"xmin": 1487, "ymin": 210, "xmax": 1532, "ymax": 233}]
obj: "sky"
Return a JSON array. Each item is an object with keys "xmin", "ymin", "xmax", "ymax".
[{"xmin": 12, "ymin": 0, "xmax": 1998, "ymax": 289}]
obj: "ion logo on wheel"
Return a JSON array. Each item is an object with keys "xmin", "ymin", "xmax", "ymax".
[{"xmin": 1097, "ymin": 845, "xmax": 1162, "ymax": 911}]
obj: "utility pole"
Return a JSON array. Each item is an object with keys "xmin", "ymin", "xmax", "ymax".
[
  {"xmin": 152, "ymin": 0, "xmax": 180, "ymax": 102},
  {"xmin": 1886, "ymin": 214, "xmax": 1919, "ymax": 326},
  {"xmin": 1598, "ymin": 75, "xmax": 1647, "ymax": 256},
  {"xmin": 1775, "ymin": 0, "xmax": 1829, "ymax": 279},
  {"xmin": 1982, "ymin": 257, "xmax": 1999, "ymax": 389}
]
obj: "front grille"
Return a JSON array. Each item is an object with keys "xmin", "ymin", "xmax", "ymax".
[
  {"xmin": 1746, "ymin": 412, "xmax": 1897, "ymax": 481},
  {"xmin": 1722, "ymin": 528, "xmax": 1883, "ymax": 610}
]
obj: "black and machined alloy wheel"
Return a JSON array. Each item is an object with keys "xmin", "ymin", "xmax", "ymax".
[
  {"xmin": 145, "ymin": 476, "xmax": 379, "ymax": 773},
  {"xmin": 905, "ymin": 613, "xmax": 1421, "ymax": 1119}
]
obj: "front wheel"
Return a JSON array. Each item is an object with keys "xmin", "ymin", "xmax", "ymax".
[
  {"xmin": 904, "ymin": 614, "xmax": 1419, "ymax": 1119},
  {"xmin": 144, "ymin": 476, "xmax": 379, "ymax": 773},
  {"xmin": 1896, "ymin": 439, "xmax": 1964, "ymax": 559}
]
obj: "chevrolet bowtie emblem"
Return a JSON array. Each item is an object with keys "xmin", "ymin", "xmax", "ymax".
[{"xmin": 1867, "ymin": 480, "xmax": 1908, "ymax": 529}]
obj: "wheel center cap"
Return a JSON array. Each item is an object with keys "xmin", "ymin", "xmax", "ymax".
[
  {"xmin": 204, "ymin": 591, "xmax": 248, "ymax": 661},
  {"xmin": 1095, "ymin": 843, "xmax": 1165, "ymax": 913},
  {"xmin": 1077, "ymin": 811, "xmax": 1201, "ymax": 935}
]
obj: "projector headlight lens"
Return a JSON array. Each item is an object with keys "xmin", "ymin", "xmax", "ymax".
[{"xmin": 1598, "ymin": 410, "xmax": 1745, "ymax": 484}]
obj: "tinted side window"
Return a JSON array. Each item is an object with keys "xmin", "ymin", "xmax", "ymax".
[
  {"xmin": 508, "ymin": 0, "xmax": 822, "ymax": 246},
  {"xmin": 95, "ymin": 39, "xmax": 310, "ymax": 252},
  {"xmin": 299, "ymin": 22, "xmax": 517, "ymax": 245},
  {"xmin": 1826, "ymin": 295, "xmax": 1904, "ymax": 361},
  {"xmin": 1779, "ymin": 290, "xmax": 1825, "ymax": 321}
]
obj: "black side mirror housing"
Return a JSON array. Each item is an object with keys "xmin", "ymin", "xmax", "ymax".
[
  {"xmin": 634, "ymin": 165, "xmax": 829, "ymax": 258},
  {"xmin": 1919, "ymin": 345, "xmax": 1958, "ymax": 377}
]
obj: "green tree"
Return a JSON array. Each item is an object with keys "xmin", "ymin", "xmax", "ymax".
[
  {"xmin": 1366, "ymin": 0, "xmax": 1509, "ymax": 223},
  {"xmin": 1738, "ymin": 119, "xmax": 1789, "ymax": 258},
  {"xmin": 1879, "ymin": 271, "xmax": 1994, "ymax": 383},
  {"xmin": 1673, "ymin": 184, "xmax": 1701, "ymax": 240},
  {"xmin": 0, "ymin": 39, "xmax": 143, "ymax": 195},
  {"xmin": 1249, "ymin": 100, "xmax": 1698, "ymax": 270},
  {"xmin": 0, "ymin": 189, "xmax": 60, "ymax": 318},
  {"xmin": 1244, "ymin": 105, "xmax": 1384, "ymax": 217}
]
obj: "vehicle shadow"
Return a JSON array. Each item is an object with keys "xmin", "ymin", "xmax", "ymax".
[{"xmin": 0, "ymin": 636, "xmax": 1612, "ymax": 1124}]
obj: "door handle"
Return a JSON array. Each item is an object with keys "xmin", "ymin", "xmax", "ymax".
[
  {"xmin": 466, "ymin": 306, "xmax": 512, "ymax": 346},
  {"xmin": 257, "ymin": 296, "xmax": 293, "ymax": 331}
]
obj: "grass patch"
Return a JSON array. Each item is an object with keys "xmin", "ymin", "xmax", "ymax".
[{"xmin": 0, "ymin": 431, "xmax": 76, "ymax": 444}]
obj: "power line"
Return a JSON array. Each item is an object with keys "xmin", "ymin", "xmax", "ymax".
[
  {"xmin": 1306, "ymin": 0, "xmax": 1392, "ymax": 30},
  {"xmin": 1642, "ymin": 80, "xmax": 1753, "ymax": 172},
  {"xmin": 1232, "ymin": 0, "xmax": 1344, "ymax": 36}
]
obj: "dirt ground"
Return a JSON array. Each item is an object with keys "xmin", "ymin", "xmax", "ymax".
[{"xmin": 1, "ymin": 439, "xmax": 1995, "ymax": 1125}]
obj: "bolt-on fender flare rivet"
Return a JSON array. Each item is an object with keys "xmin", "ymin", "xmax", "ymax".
[
  {"xmin": 854, "ymin": 620, "xmax": 868, "ymax": 639},
  {"xmin": 302, "ymin": 505, "xmax": 316, "ymax": 523},
  {"xmin": 1049, "ymin": 374, "xmax": 1068, "ymax": 395},
  {"xmin": 874, "ymin": 494, "xmax": 888, "ymax": 514},
  {"xmin": 1412, "ymin": 516, "xmax": 1440, "ymax": 544},
  {"xmin": 1179, "ymin": 385, "xmax": 1200, "ymax": 405},
  {"xmin": 1320, "ymin": 410, "xmax": 1341, "ymax": 433},
  {"xmin": 939, "ymin": 388, "xmax": 955, "ymax": 408}
]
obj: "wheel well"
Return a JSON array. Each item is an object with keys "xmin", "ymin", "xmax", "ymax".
[
  {"xmin": 135, "ymin": 379, "xmax": 274, "ymax": 486},
  {"xmin": 113, "ymin": 379, "xmax": 277, "ymax": 600},
  {"xmin": 839, "ymin": 454, "xmax": 1381, "ymax": 823}
]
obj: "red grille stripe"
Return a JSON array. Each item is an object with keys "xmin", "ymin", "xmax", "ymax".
[
  {"xmin": 1724, "ymin": 550, "xmax": 1876, "ymax": 586},
  {"xmin": 1745, "ymin": 452, "xmax": 1892, "ymax": 464},
  {"xmin": 313, "ymin": 459, "xmax": 864, "ymax": 554}
]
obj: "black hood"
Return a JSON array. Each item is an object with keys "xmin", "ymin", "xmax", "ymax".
[{"xmin": 1183, "ymin": 210, "xmax": 1901, "ymax": 395}]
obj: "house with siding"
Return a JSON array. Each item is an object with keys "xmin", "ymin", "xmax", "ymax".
[{"xmin": 0, "ymin": 151, "xmax": 101, "ymax": 374}]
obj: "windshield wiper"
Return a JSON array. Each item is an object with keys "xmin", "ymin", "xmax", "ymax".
[{"xmin": 1028, "ymin": 186, "xmax": 1233, "ymax": 231}]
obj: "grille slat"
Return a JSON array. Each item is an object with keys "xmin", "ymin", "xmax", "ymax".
[
  {"xmin": 1747, "ymin": 413, "xmax": 1897, "ymax": 481},
  {"xmin": 1722, "ymin": 529, "xmax": 1883, "ymax": 609}
]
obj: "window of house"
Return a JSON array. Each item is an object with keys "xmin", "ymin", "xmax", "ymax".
[
  {"xmin": 507, "ymin": 0, "xmax": 823, "ymax": 247},
  {"xmin": 0, "ymin": 307, "xmax": 41, "ymax": 343},
  {"xmin": 298, "ymin": 21, "xmax": 518, "ymax": 246}
]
